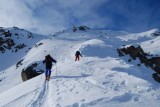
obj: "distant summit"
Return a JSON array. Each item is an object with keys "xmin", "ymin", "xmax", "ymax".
[{"xmin": 72, "ymin": 25, "xmax": 90, "ymax": 32}]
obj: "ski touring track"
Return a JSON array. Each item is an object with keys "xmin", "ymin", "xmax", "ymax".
[
  {"xmin": 26, "ymin": 38, "xmax": 89, "ymax": 107},
  {"xmin": 26, "ymin": 75, "xmax": 90, "ymax": 107},
  {"xmin": 28, "ymin": 81, "xmax": 49, "ymax": 107}
]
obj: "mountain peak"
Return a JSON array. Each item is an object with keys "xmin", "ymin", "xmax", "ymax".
[{"xmin": 72, "ymin": 25, "xmax": 90, "ymax": 32}]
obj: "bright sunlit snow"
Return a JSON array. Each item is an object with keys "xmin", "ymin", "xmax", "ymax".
[{"xmin": 0, "ymin": 27, "xmax": 160, "ymax": 107}]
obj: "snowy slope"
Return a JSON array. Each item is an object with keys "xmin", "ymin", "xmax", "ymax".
[
  {"xmin": 0, "ymin": 27, "xmax": 47, "ymax": 71},
  {"xmin": 0, "ymin": 27, "xmax": 160, "ymax": 107},
  {"xmin": 0, "ymin": 27, "xmax": 47, "ymax": 93}
]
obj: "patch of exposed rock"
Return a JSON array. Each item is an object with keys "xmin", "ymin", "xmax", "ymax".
[
  {"xmin": 21, "ymin": 61, "xmax": 44, "ymax": 81},
  {"xmin": 117, "ymin": 44, "xmax": 160, "ymax": 82},
  {"xmin": 0, "ymin": 27, "xmax": 34, "ymax": 54}
]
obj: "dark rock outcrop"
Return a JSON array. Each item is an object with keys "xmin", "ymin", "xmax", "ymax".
[
  {"xmin": 117, "ymin": 45, "xmax": 146, "ymax": 60},
  {"xmin": 117, "ymin": 45, "xmax": 160, "ymax": 75},
  {"xmin": 0, "ymin": 27, "xmax": 34, "ymax": 54},
  {"xmin": 21, "ymin": 61, "xmax": 44, "ymax": 81},
  {"xmin": 16, "ymin": 59, "xmax": 24, "ymax": 68},
  {"xmin": 73, "ymin": 26, "xmax": 90, "ymax": 32},
  {"xmin": 150, "ymin": 31, "xmax": 160, "ymax": 37},
  {"xmin": 152, "ymin": 73, "xmax": 160, "ymax": 82}
]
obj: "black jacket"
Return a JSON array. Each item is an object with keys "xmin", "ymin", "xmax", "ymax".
[
  {"xmin": 43, "ymin": 55, "xmax": 57, "ymax": 69},
  {"xmin": 75, "ymin": 51, "xmax": 82, "ymax": 57}
]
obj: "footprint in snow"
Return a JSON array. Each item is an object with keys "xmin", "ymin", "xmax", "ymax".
[
  {"xmin": 57, "ymin": 97, "xmax": 62, "ymax": 102},
  {"xmin": 81, "ymin": 99, "xmax": 85, "ymax": 102},
  {"xmin": 76, "ymin": 92, "xmax": 79, "ymax": 94},
  {"xmin": 70, "ymin": 86, "xmax": 75, "ymax": 92},
  {"xmin": 56, "ymin": 104, "xmax": 61, "ymax": 107},
  {"xmin": 109, "ymin": 93, "xmax": 132, "ymax": 102},
  {"xmin": 121, "ymin": 81, "xmax": 126, "ymax": 85},
  {"xmin": 133, "ymin": 96, "xmax": 140, "ymax": 102}
]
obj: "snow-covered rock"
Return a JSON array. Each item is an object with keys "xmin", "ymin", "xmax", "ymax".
[{"xmin": 22, "ymin": 61, "xmax": 45, "ymax": 81}]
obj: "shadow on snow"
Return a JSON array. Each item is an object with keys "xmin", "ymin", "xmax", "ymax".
[{"xmin": 51, "ymin": 73, "xmax": 91, "ymax": 79}]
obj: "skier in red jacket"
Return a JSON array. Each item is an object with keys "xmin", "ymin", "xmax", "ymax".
[{"xmin": 75, "ymin": 51, "xmax": 82, "ymax": 61}]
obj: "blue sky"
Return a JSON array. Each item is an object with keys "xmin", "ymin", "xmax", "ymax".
[{"xmin": 0, "ymin": 0, "xmax": 160, "ymax": 35}]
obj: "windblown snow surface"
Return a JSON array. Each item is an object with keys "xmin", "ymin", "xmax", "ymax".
[{"xmin": 0, "ymin": 27, "xmax": 160, "ymax": 107}]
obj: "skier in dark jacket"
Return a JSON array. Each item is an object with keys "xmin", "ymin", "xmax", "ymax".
[
  {"xmin": 43, "ymin": 54, "xmax": 57, "ymax": 81},
  {"xmin": 75, "ymin": 51, "xmax": 82, "ymax": 61}
]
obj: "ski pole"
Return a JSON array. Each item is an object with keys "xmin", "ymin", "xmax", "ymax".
[{"xmin": 56, "ymin": 63, "xmax": 57, "ymax": 76}]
